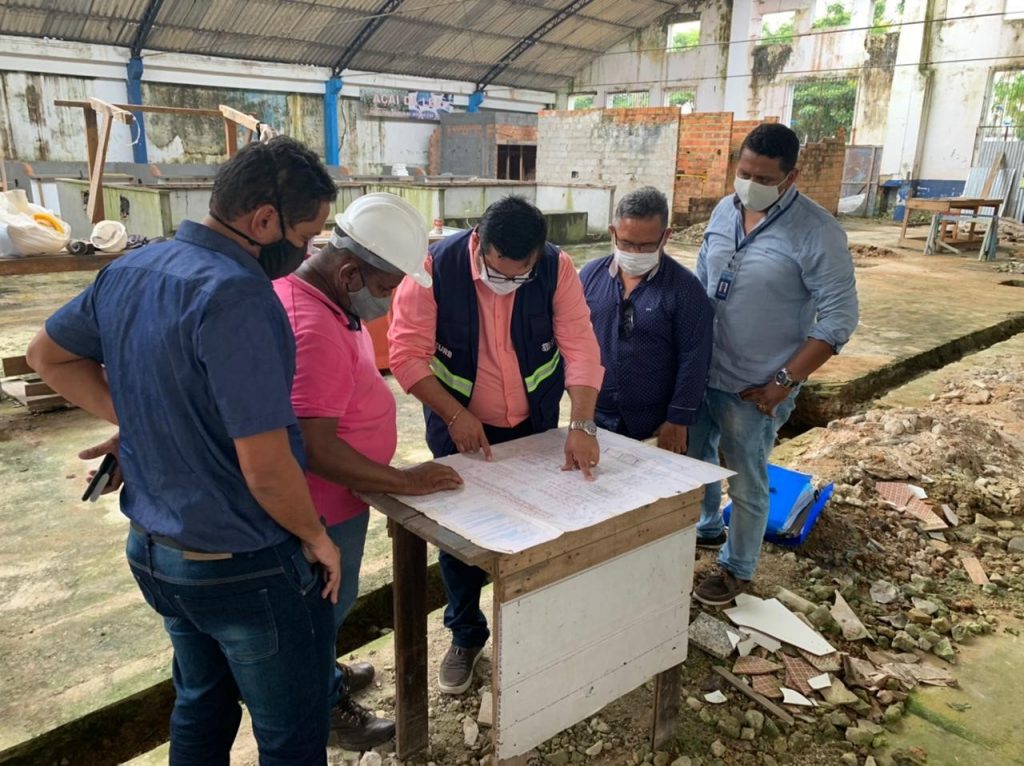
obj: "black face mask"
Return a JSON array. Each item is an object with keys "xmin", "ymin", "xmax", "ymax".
[{"xmin": 210, "ymin": 208, "xmax": 307, "ymax": 280}]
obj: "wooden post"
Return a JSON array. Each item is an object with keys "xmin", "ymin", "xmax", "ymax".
[
  {"xmin": 84, "ymin": 98, "xmax": 134, "ymax": 225},
  {"xmin": 223, "ymin": 118, "xmax": 238, "ymax": 158},
  {"xmin": 391, "ymin": 523, "xmax": 430, "ymax": 758},
  {"xmin": 84, "ymin": 107, "xmax": 99, "ymax": 181},
  {"xmin": 0, "ymin": 138, "xmax": 8, "ymax": 192},
  {"xmin": 651, "ymin": 664, "xmax": 682, "ymax": 750}
]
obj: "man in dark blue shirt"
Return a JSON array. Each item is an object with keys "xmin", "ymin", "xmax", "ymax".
[
  {"xmin": 28, "ymin": 137, "xmax": 343, "ymax": 766},
  {"xmin": 581, "ymin": 187, "xmax": 713, "ymax": 453}
]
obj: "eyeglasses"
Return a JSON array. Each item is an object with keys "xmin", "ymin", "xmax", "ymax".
[
  {"xmin": 619, "ymin": 297, "xmax": 634, "ymax": 339},
  {"xmin": 613, "ymin": 230, "xmax": 667, "ymax": 254},
  {"xmin": 481, "ymin": 257, "xmax": 536, "ymax": 285}
]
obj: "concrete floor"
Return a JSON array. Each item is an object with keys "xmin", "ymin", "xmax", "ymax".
[{"xmin": 0, "ymin": 220, "xmax": 1022, "ymax": 757}]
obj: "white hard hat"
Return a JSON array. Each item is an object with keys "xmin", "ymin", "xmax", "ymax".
[
  {"xmin": 335, "ymin": 193, "xmax": 432, "ymax": 288},
  {"xmin": 90, "ymin": 220, "xmax": 128, "ymax": 252}
]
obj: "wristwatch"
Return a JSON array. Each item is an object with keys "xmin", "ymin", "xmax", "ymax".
[
  {"xmin": 569, "ymin": 419, "xmax": 598, "ymax": 437},
  {"xmin": 773, "ymin": 367, "xmax": 801, "ymax": 389}
]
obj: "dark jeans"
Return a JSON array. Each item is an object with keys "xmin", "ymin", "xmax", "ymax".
[
  {"xmin": 126, "ymin": 526, "xmax": 335, "ymax": 766},
  {"xmin": 440, "ymin": 418, "xmax": 536, "ymax": 648}
]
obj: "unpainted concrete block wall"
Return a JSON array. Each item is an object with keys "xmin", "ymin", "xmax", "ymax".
[
  {"xmin": 436, "ymin": 112, "xmax": 538, "ymax": 177},
  {"xmin": 536, "ymin": 107, "xmax": 680, "ymax": 209}
]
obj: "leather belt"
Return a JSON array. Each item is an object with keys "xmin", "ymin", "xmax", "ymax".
[{"xmin": 130, "ymin": 521, "xmax": 233, "ymax": 561}]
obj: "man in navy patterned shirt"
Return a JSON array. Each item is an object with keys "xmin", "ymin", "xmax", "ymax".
[{"xmin": 581, "ymin": 187, "xmax": 713, "ymax": 453}]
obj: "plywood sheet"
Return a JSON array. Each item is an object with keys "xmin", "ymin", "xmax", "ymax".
[{"xmin": 495, "ymin": 528, "xmax": 695, "ymax": 758}]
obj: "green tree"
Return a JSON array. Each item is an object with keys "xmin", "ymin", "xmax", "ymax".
[
  {"xmin": 610, "ymin": 92, "xmax": 649, "ymax": 108},
  {"xmin": 992, "ymin": 71, "xmax": 1024, "ymax": 139},
  {"xmin": 761, "ymin": 17, "xmax": 795, "ymax": 45},
  {"xmin": 570, "ymin": 94, "xmax": 594, "ymax": 110},
  {"xmin": 811, "ymin": 3, "xmax": 852, "ymax": 29},
  {"xmin": 791, "ymin": 79, "xmax": 857, "ymax": 143},
  {"xmin": 671, "ymin": 27, "xmax": 700, "ymax": 51},
  {"xmin": 669, "ymin": 90, "xmax": 696, "ymax": 110}
]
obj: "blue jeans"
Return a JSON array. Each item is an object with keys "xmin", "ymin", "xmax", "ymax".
[
  {"xmin": 686, "ymin": 386, "xmax": 799, "ymax": 581},
  {"xmin": 126, "ymin": 527, "xmax": 334, "ymax": 766},
  {"xmin": 326, "ymin": 510, "xmax": 369, "ymax": 704}
]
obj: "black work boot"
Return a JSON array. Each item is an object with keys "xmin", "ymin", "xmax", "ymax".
[
  {"xmin": 338, "ymin": 660, "xmax": 375, "ymax": 694},
  {"xmin": 330, "ymin": 694, "xmax": 395, "ymax": 750}
]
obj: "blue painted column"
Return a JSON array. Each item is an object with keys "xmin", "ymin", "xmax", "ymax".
[
  {"xmin": 126, "ymin": 56, "xmax": 149, "ymax": 164},
  {"xmin": 468, "ymin": 90, "xmax": 485, "ymax": 113},
  {"xmin": 324, "ymin": 75, "xmax": 342, "ymax": 166}
]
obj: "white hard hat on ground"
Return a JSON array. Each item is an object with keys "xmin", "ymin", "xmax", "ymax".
[
  {"xmin": 90, "ymin": 220, "xmax": 128, "ymax": 252},
  {"xmin": 333, "ymin": 193, "xmax": 432, "ymax": 288}
]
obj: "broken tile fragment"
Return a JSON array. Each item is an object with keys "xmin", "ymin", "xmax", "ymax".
[
  {"xmin": 689, "ymin": 612, "xmax": 737, "ymax": 660},
  {"xmin": 732, "ymin": 656, "xmax": 784, "ymax": 676}
]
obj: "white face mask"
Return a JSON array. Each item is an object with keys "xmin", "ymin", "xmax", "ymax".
[
  {"xmin": 477, "ymin": 252, "xmax": 527, "ymax": 295},
  {"xmin": 734, "ymin": 176, "xmax": 788, "ymax": 212},
  {"xmin": 614, "ymin": 248, "xmax": 661, "ymax": 277}
]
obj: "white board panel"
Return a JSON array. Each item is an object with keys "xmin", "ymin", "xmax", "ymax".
[{"xmin": 495, "ymin": 528, "xmax": 695, "ymax": 758}]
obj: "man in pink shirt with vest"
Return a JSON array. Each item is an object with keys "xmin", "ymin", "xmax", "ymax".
[
  {"xmin": 388, "ymin": 196, "xmax": 604, "ymax": 695},
  {"xmin": 275, "ymin": 194, "xmax": 462, "ymax": 748}
]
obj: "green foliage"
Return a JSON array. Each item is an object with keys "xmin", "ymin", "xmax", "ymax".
[
  {"xmin": 669, "ymin": 90, "xmax": 696, "ymax": 109},
  {"xmin": 869, "ymin": 1, "xmax": 890, "ymax": 35},
  {"xmin": 992, "ymin": 71, "xmax": 1024, "ymax": 139},
  {"xmin": 671, "ymin": 27, "xmax": 699, "ymax": 51},
  {"xmin": 791, "ymin": 79, "xmax": 857, "ymax": 143},
  {"xmin": 610, "ymin": 92, "xmax": 649, "ymax": 108},
  {"xmin": 811, "ymin": 3, "xmax": 852, "ymax": 29},
  {"xmin": 570, "ymin": 94, "xmax": 594, "ymax": 110},
  {"xmin": 760, "ymin": 17, "xmax": 795, "ymax": 45}
]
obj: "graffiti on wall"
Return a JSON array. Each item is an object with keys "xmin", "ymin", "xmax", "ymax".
[{"xmin": 361, "ymin": 87, "xmax": 456, "ymax": 120}]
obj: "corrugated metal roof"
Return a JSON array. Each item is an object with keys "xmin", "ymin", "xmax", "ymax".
[{"xmin": 0, "ymin": 0, "xmax": 678, "ymax": 91}]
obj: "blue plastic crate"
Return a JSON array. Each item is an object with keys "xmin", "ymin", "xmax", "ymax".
[{"xmin": 722, "ymin": 463, "xmax": 833, "ymax": 547}]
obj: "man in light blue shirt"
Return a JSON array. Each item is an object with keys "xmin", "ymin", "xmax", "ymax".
[{"xmin": 690, "ymin": 123, "xmax": 859, "ymax": 606}]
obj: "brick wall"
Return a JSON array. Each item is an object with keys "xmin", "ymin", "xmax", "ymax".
[
  {"xmin": 495, "ymin": 124, "xmax": 537, "ymax": 145},
  {"xmin": 674, "ymin": 112, "xmax": 734, "ymax": 218},
  {"xmin": 536, "ymin": 107, "xmax": 681, "ymax": 209},
  {"xmin": 428, "ymin": 128, "xmax": 441, "ymax": 175},
  {"xmin": 798, "ymin": 133, "xmax": 846, "ymax": 215}
]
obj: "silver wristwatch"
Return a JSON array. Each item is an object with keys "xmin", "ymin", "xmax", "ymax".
[
  {"xmin": 569, "ymin": 419, "xmax": 598, "ymax": 437},
  {"xmin": 773, "ymin": 367, "xmax": 801, "ymax": 389}
]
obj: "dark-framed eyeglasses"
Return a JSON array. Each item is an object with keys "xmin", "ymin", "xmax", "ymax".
[
  {"xmin": 613, "ymin": 230, "xmax": 667, "ymax": 254},
  {"xmin": 619, "ymin": 297, "xmax": 635, "ymax": 339},
  {"xmin": 482, "ymin": 258, "xmax": 536, "ymax": 285}
]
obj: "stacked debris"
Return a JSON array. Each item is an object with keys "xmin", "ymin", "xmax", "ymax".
[{"xmin": 669, "ymin": 222, "xmax": 708, "ymax": 247}]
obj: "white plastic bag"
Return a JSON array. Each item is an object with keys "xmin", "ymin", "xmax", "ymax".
[{"xmin": 0, "ymin": 189, "xmax": 71, "ymax": 256}]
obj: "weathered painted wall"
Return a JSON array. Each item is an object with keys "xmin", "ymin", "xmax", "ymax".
[
  {"xmin": 142, "ymin": 83, "xmax": 324, "ymax": 164},
  {"xmin": 536, "ymin": 107, "xmax": 681, "ymax": 210},
  {"xmin": 0, "ymin": 72, "xmax": 132, "ymax": 163},
  {"xmin": 559, "ymin": 0, "xmax": 1024, "ymax": 189},
  {"xmin": 0, "ymin": 34, "xmax": 555, "ymax": 170},
  {"xmin": 568, "ymin": 0, "xmax": 732, "ymax": 110}
]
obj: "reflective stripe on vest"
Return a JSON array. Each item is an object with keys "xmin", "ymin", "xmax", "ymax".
[
  {"xmin": 523, "ymin": 348, "xmax": 561, "ymax": 394},
  {"xmin": 430, "ymin": 355, "xmax": 473, "ymax": 398}
]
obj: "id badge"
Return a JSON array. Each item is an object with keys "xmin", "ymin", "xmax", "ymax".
[{"xmin": 715, "ymin": 270, "xmax": 734, "ymax": 301}]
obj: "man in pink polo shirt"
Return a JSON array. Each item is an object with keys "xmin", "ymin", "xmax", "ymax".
[
  {"xmin": 388, "ymin": 195, "xmax": 604, "ymax": 695},
  {"xmin": 275, "ymin": 193, "xmax": 462, "ymax": 749}
]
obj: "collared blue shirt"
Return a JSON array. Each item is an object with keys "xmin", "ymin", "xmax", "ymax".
[
  {"xmin": 45, "ymin": 221, "xmax": 304, "ymax": 552},
  {"xmin": 697, "ymin": 186, "xmax": 859, "ymax": 393},
  {"xmin": 581, "ymin": 254, "xmax": 714, "ymax": 438}
]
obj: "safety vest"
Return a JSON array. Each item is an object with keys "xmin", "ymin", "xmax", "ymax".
[{"xmin": 425, "ymin": 229, "xmax": 565, "ymax": 457}]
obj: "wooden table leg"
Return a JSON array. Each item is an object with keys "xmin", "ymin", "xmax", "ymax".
[
  {"xmin": 651, "ymin": 664, "xmax": 682, "ymax": 750},
  {"xmin": 392, "ymin": 523, "xmax": 429, "ymax": 758}
]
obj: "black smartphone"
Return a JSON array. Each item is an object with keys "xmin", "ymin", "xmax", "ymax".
[{"xmin": 82, "ymin": 453, "xmax": 118, "ymax": 502}]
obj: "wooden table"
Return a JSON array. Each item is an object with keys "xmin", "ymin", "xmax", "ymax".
[
  {"xmin": 364, "ymin": 485, "xmax": 702, "ymax": 763},
  {"xmin": 0, "ymin": 251, "xmax": 124, "ymax": 277},
  {"xmin": 898, "ymin": 197, "xmax": 1002, "ymax": 257}
]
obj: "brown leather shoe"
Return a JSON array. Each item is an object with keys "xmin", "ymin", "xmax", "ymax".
[
  {"xmin": 338, "ymin": 660, "xmax": 375, "ymax": 694},
  {"xmin": 693, "ymin": 568, "xmax": 750, "ymax": 606}
]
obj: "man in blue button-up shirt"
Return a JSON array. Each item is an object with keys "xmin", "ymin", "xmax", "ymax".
[
  {"xmin": 28, "ymin": 138, "xmax": 343, "ymax": 765},
  {"xmin": 690, "ymin": 124, "xmax": 859, "ymax": 606},
  {"xmin": 581, "ymin": 187, "xmax": 713, "ymax": 452}
]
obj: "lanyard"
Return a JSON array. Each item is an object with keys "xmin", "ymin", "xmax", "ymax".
[{"xmin": 732, "ymin": 191, "xmax": 801, "ymax": 256}]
